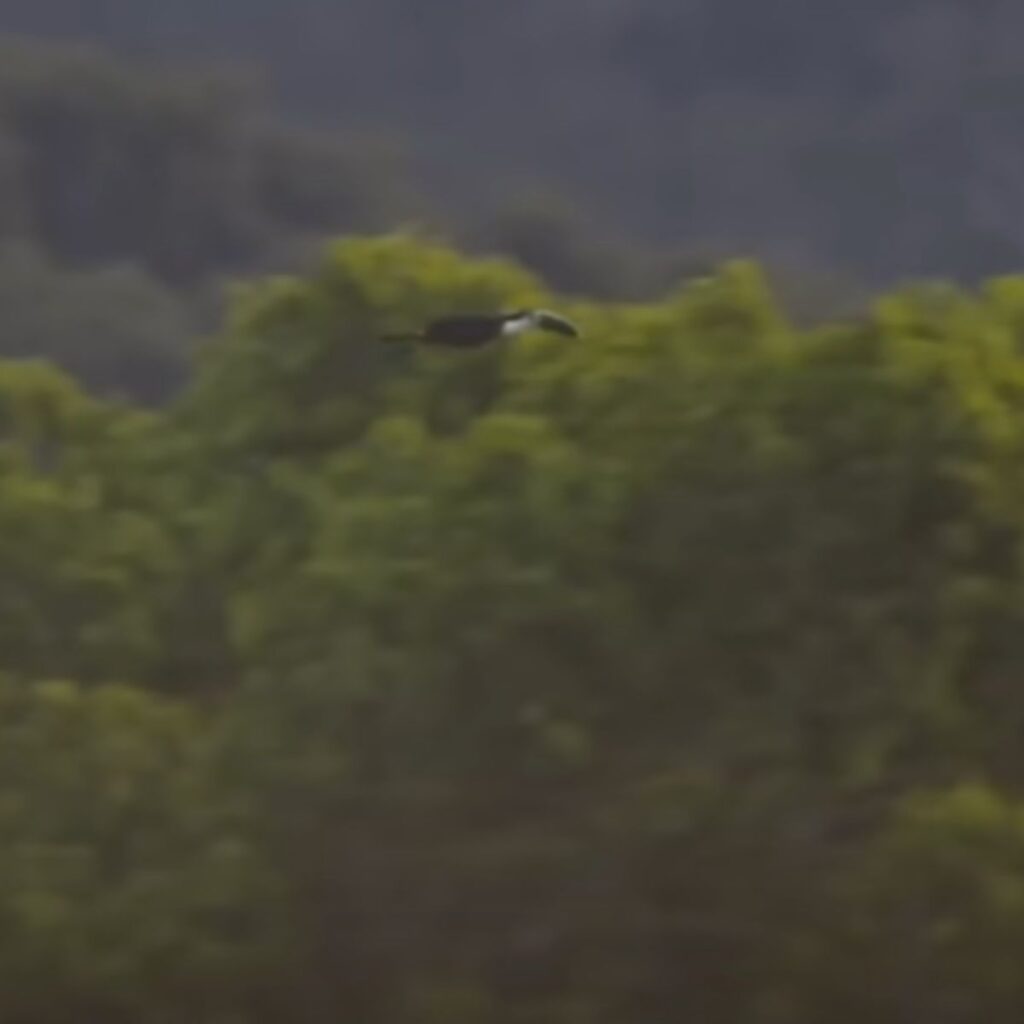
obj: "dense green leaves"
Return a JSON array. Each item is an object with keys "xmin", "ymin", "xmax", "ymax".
[
  {"xmin": 7, "ymin": 234, "xmax": 1024, "ymax": 1019},
  {"xmin": 0, "ymin": 679, "xmax": 283, "ymax": 1023}
]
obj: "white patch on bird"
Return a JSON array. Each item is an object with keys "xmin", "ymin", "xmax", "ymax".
[{"xmin": 501, "ymin": 313, "xmax": 535, "ymax": 336}]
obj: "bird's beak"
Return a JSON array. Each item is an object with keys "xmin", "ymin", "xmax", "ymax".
[{"xmin": 537, "ymin": 312, "xmax": 579, "ymax": 337}]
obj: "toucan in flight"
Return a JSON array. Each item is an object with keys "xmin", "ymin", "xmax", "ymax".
[{"xmin": 380, "ymin": 309, "xmax": 579, "ymax": 348}]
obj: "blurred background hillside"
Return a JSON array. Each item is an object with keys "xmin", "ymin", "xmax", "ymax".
[{"xmin": 2, "ymin": 0, "xmax": 1021, "ymax": 287}]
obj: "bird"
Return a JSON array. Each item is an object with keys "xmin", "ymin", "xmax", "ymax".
[{"xmin": 380, "ymin": 309, "xmax": 579, "ymax": 348}]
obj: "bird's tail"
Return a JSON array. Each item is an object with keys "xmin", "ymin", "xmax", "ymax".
[{"xmin": 379, "ymin": 331, "xmax": 422, "ymax": 343}]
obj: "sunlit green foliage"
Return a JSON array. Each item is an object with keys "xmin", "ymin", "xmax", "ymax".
[{"xmin": 5, "ymin": 234, "xmax": 1024, "ymax": 1019}]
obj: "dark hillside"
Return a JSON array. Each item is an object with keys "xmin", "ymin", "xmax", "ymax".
[{"xmin": 0, "ymin": 0, "xmax": 1017, "ymax": 284}]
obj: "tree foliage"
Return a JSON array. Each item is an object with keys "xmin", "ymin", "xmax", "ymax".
[{"xmin": 4, "ymin": 234, "xmax": 1024, "ymax": 1019}]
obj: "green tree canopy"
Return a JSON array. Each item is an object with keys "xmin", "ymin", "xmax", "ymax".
[{"xmin": 4, "ymin": 235, "xmax": 1024, "ymax": 1020}]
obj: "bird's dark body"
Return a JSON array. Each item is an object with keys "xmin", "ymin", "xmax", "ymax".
[
  {"xmin": 380, "ymin": 309, "xmax": 578, "ymax": 348},
  {"xmin": 421, "ymin": 314, "xmax": 504, "ymax": 348}
]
